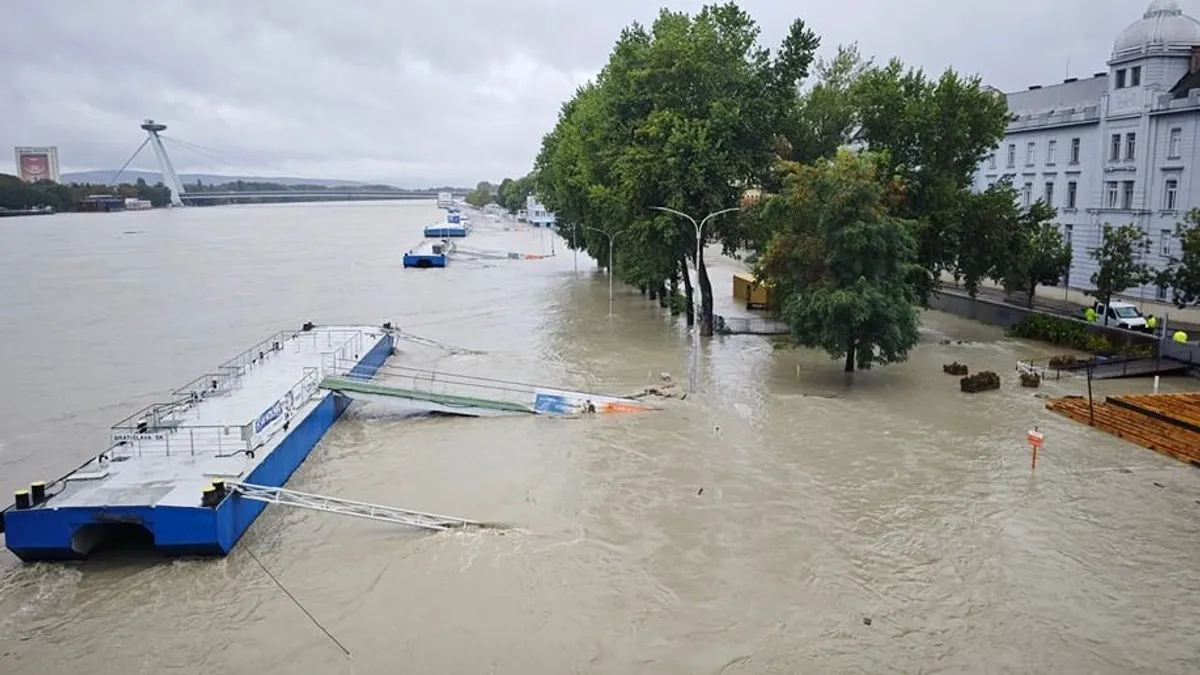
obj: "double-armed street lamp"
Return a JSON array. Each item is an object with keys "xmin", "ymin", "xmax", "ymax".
[
  {"xmin": 649, "ymin": 206, "xmax": 741, "ymax": 394},
  {"xmin": 584, "ymin": 225, "xmax": 624, "ymax": 317}
]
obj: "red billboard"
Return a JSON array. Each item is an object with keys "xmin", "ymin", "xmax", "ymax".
[
  {"xmin": 14, "ymin": 147, "xmax": 59, "ymax": 183},
  {"xmin": 19, "ymin": 153, "xmax": 50, "ymax": 182}
]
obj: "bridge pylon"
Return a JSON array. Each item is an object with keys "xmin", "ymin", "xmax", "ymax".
[{"xmin": 140, "ymin": 119, "xmax": 186, "ymax": 207}]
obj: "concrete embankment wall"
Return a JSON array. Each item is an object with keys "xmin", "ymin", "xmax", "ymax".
[{"xmin": 928, "ymin": 289, "xmax": 1200, "ymax": 374}]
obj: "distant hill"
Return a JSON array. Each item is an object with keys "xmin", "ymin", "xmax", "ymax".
[{"xmin": 58, "ymin": 170, "xmax": 471, "ymax": 193}]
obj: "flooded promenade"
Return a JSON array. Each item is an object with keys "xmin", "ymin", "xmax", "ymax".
[{"xmin": 1, "ymin": 202, "xmax": 1198, "ymax": 674}]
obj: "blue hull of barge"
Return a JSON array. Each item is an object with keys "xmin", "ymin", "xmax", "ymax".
[
  {"xmin": 423, "ymin": 225, "xmax": 468, "ymax": 238},
  {"xmin": 1, "ymin": 333, "xmax": 394, "ymax": 561},
  {"xmin": 403, "ymin": 253, "xmax": 447, "ymax": 268}
]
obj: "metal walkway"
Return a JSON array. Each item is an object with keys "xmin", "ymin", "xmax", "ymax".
[
  {"xmin": 229, "ymin": 482, "xmax": 478, "ymax": 531},
  {"xmin": 320, "ymin": 376, "xmax": 535, "ymax": 415}
]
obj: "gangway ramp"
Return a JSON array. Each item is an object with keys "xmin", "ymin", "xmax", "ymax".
[
  {"xmin": 320, "ymin": 361, "xmax": 660, "ymax": 418},
  {"xmin": 321, "ymin": 376, "xmax": 535, "ymax": 416},
  {"xmin": 229, "ymin": 482, "xmax": 477, "ymax": 531}
]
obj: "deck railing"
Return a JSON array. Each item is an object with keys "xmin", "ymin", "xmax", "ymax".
[{"xmin": 110, "ymin": 424, "xmax": 251, "ymax": 458}]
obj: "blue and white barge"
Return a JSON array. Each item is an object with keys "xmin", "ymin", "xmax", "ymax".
[{"xmin": 0, "ymin": 323, "xmax": 394, "ymax": 562}]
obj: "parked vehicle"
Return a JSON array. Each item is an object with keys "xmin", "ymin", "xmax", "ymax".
[{"xmin": 1083, "ymin": 301, "xmax": 1150, "ymax": 332}]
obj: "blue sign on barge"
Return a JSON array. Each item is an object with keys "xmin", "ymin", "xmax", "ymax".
[{"xmin": 0, "ymin": 323, "xmax": 394, "ymax": 562}]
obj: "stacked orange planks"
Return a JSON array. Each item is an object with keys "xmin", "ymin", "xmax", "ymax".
[{"xmin": 1045, "ymin": 392, "xmax": 1200, "ymax": 465}]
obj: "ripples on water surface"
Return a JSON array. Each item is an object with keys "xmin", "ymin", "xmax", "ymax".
[{"xmin": 1, "ymin": 202, "xmax": 1198, "ymax": 674}]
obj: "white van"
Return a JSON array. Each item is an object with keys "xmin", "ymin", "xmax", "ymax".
[{"xmin": 1085, "ymin": 301, "xmax": 1149, "ymax": 331}]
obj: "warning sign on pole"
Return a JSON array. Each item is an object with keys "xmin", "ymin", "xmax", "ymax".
[{"xmin": 1027, "ymin": 428, "xmax": 1044, "ymax": 470}]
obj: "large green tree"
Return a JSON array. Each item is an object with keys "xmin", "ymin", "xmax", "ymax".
[
  {"xmin": 848, "ymin": 61, "xmax": 1010, "ymax": 302},
  {"xmin": 1089, "ymin": 223, "xmax": 1154, "ymax": 323},
  {"xmin": 1158, "ymin": 209, "xmax": 1200, "ymax": 308},
  {"xmin": 755, "ymin": 150, "xmax": 922, "ymax": 372},
  {"xmin": 996, "ymin": 199, "xmax": 1072, "ymax": 308},
  {"xmin": 536, "ymin": 2, "xmax": 819, "ymax": 335}
]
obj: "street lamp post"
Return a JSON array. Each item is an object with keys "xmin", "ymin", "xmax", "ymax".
[
  {"xmin": 584, "ymin": 225, "xmax": 623, "ymax": 316},
  {"xmin": 650, "ymin": 205, "xmax": 741, "ymax": 394}
]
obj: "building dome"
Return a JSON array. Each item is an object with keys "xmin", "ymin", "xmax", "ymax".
[{"xmin": 1112, "ymin": 0, "xmax": 1200, "ymax": 61}]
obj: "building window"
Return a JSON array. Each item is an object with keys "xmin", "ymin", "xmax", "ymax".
[
  {"xmin": 1110, "ymin": 134, "xmax": 1121, "ymax": 161},
  {"xmin": 1064, "ymin": 223, "xmax": 1073, "ymax": 247},
  {"xmin": 1022, "ymin": 182, "xmax": 1032, "ymax": 208},
  {"xmin": 1157, "ymin": 283, "xmax": 1169, "ymax": 301},
  {"xmin": 1026, "ymin": 141, "xmax": 1036, "ymax": 166},
  {"xmin": 1070, "ymin": 137, "xmax": 1081, "ymax": 163},
  {"xmin": 1125, "ymin": 133, "xmax": 1137, "ymax": 160},
  {"xmin": 1007, "ymin": 143, "xmax": 1016, "ymax": 168},
  {"xmin": 989, "ymin": 152, "xmax": 996, "ymax": 169},
  {"xmin": 1161, "ymin": 229, "xmax": 1173, "ymax": 257},
  {"xmin": 1044, "ymin": 181, "xmax": 1054, "ymax": 205},
  {"xmin": 1106, "ymin": 181, "xmax": 1119, "ymax": 208},
  {"xmin": 1121, "ymin": 181, "xmax": 1135, "ymax": 209},
  {"xmin": 1067, "ymin": 180, "xmax": 1078, "ymax": 208},
  {"xmin": 1169, "ymin": 128, "xmax": 1183, "ymax": 158},
  {"xmin": 1116, "ymin": 69, "xmax": 1127, "ymax": 88},
  {"xmin": 1165, "ymin": 178, "xmax": 1179, "ymax": 210},
  {"xmin": 1047, "ymin": 139, "xmax": 1057, "ymax": 165},
  {"xmin": 1131, "ymin": 66, "xmax": 1142, "ymax": 87}
]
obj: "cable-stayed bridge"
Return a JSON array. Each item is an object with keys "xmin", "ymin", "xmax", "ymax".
[{"xmin": 112, "ymin": 120, "xmax": 465, "ymax": 206}]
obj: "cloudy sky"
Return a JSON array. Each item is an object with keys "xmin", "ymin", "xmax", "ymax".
[{"xmin": 0, "ymin": 0, "xmax": 1170, "ymax": 187}]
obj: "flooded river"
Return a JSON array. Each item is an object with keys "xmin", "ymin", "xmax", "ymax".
[{"xmin": 1, "ymin": 202, "xmax": 1198, "ymax": 674}]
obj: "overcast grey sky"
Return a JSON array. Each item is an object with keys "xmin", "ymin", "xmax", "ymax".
[{"xmin": 0, "ymin": 1, "xmax": 1169, "ymax": 187}]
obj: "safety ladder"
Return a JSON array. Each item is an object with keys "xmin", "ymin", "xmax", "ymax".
[{"xmin": 228, "ymin": 482, "xmax": 478, "ymax": 531}]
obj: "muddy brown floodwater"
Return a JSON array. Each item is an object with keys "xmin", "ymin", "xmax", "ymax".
[{"xmin": 1, "ymin": 202, "xmax": 1198, "ymax": 674}]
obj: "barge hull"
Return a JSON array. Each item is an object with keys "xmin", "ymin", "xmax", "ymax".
[{"xmin": 2, "ymin": 326, "xmax": 393, "ymax": 562}]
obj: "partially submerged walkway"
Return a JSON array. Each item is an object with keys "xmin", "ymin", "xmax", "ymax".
[
  {"xmin": 1046, "ymin": 392, "xmax": 1200, "ymax": 464},
  {"xmin": 320, "ymin": 360, "xmax": 660, "ymax": 418}
]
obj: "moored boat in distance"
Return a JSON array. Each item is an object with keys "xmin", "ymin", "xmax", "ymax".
[
  {"xmin": 403, "ymin": 239, "xmax": 452, "ymax": 268},
  {"xmin": 423, "ymin": 208, "xmax": 470, "ymax": 238},
  {"xmin": 0, "ymin": 323, "xmax": 394, "ymax": 562}
]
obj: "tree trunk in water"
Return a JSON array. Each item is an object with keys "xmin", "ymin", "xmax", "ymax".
[
  {"xmin": 649, "ymin": 286, "xmax": 659, "ymax": 301},
  {"xmin": 657, "ymin": 283, "xmax": 669, "ymax": 308},
  {"xmin": 697, "ymin": 250, "xmax": 714, "ymax": 337},
  {"xmin": 639, "ymin": 285, "xmax": 648, "ymax": 296},
  {"xmin": 844, "ymin": 344, "xmax": 856, "ymax": 372},
  {"xmin": 668, "ymin": 275, "xmax": 681, "ymax": 315},
  {"xmin": 680, "ymin": 257, "xmax": 695, "ymax": 326}
]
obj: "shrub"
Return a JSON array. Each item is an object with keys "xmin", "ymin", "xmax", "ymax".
[
  {"xmin": 942, "ymin": 362, "xmax": 969, "ymax": 375},
  {"xmin": 1019, "ymin": 372, "xmax": 1041, "ymax": 388},
  {"xmin": 960, "ymin": 371, "xmax": 1001, "ymax": 393}
]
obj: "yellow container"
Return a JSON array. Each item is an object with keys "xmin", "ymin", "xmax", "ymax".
[{"xmin": 732, "ymin": 273, "xmax": 772, "ymax": 309}]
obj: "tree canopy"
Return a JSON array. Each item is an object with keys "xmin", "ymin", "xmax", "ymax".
[
  {"xmin": 487, "ymin": 1, "xmax": 1106, "ymax": 373},
  {"xmin": 754, "ymin": 150, "xmax": 922, "ymax": 371},
  {"xmin": 1158, "ymin": 209, "xmax": 1200, "ymax": 308},
  {"xmin": 532, "ymin": 3, "xmax": 821, "ymax": 335},
  {"xmin": 1089, "ymin": 223, "xmax": 1154, "ymax": 321}
]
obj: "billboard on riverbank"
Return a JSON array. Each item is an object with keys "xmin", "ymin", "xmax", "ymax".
[{"xmin": 14, "ymin": 147, "xmax": 60, "ymax": 183}]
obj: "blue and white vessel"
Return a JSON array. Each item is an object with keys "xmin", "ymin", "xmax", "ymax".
[
  {"xmin": 423, "ymin": 209, "xmax": 470, "ymax": 238},
  {"xmin": 0, "ymin": 324, "xmax": 394, "ymax": 561}
]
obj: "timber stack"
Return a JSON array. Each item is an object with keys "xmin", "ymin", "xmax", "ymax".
[{"xmin": 1045, "ymin": 392, "xmax": 1200, "ymax": 465}]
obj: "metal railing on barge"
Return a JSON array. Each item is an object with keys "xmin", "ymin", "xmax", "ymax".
[{"xmin": 109, "ymin": 327, "xmax": 374, "ymax": 458}]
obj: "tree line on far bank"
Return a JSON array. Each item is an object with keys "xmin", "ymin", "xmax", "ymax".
[
  {"xmin": 0, "ymin": 174, "xmax": 174, "ymax": 211},
  {"xmin": 484, "ymin": 2, "xmax": 1199, "ymax": 372},
  {"xmin": 463, "ymin": 176, "xmax": 536, "ymax": 214}
]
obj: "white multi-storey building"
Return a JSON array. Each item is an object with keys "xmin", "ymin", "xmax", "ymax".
[
  {"xmin": 525, "ymin": 194, "xmax": 557, "ymax": 229},
  {"xmin": 975, "ymin": 0, "xmax": 1200, "ymax": 300}
]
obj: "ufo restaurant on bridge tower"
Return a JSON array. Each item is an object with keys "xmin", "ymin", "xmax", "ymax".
[{"xmin": 974, "ymin": 0, "xmax": 1200, "ymax": 301}]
